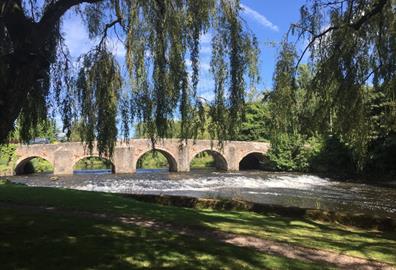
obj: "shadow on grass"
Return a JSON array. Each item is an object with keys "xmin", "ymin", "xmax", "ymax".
[
  {"xmin": 0, "ymin": 207, "xmax": 329, "ymax": 270},
  {"xmin": 0, "ymin": 184, "xmax": 395, "ymax": 266}
]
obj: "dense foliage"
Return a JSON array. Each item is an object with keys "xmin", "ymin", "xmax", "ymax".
[
  {"xmin": 8, "ymin": 120, "xmax": 57, "ymax": 144},
  {"xmin": 135, "ymin": 100, "xmax": 271, "ymax": 142},
  {"xmin": 264, "ymin": 0, "xmax": 396, "ymax": 177},
  {"xmin": 236, "ymin": 102, "xmax": 271, "ymax": 142},
  {"xmin": 0, "ymin": 144, "xmax": 17, "ymax": 174},
  {"xmin": 136, "ymin": 151, "xmax": 168, "ymax": 169},
  {"xmin": 0, "ymin": 0, "xmax": 259, "ymax": 156}
]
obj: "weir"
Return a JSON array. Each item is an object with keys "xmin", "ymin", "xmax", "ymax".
[{"xmin": 13, "ymin": 139, "xmax": 270, "ymax": 175}]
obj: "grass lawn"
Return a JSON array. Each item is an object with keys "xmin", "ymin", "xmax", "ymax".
[
  {"xmin": 0, "ymin": 207, "xmax": 329, "ymax": 270},
  {"xmin": 0, "ymin": 183, "xmax": 395, "ymax": 268}
]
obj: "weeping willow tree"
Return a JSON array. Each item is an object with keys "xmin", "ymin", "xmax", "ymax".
[
  {"xmin": 290, "ymin": 0, "xmax": 396, "ymax": 169},
  {"xmin": 270, "ymin": 41, "xmax": 299, "ymax": 135},
  {"xmin": 0, "ymin": 0, "xmax": 259, "ymax": 155}
]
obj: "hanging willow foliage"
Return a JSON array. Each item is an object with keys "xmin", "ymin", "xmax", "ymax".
[
  {"xmin": 290, "ymin": 0, "xmax": 396, "ymax": 169},
  {"xmin": 124, "ymin": 0, "xmax": 259, "ymax": 144},
  {"xmin": 0, "ymin": 0, "xmax": 259, "ymax": 155},
  {"xmin": 209, "ymin": 0, "xmax": 259, "ymax": 141},
  {"xmin": 77, "ymin": 49, "xmax": 121, "ymax": 156}
]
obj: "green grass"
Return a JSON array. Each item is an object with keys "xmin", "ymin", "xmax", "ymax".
[
  {"xmin": 0, "ymin": 184, "xmax": 395, "ymax": 267},
  {"xmin": 0, "ymin": 186, "xmax": 332, "ymax": 270},
  {"xmin": 0, "ymin": 207, "xmax": 329, "ymax": 270}
]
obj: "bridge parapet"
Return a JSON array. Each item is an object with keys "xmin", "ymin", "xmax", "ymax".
[{"xmin": 13, "ymin": 139, "xmax": 270, "ymax": 175}]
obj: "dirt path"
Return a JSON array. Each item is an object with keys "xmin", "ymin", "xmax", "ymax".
[{"xmin": 0, "ymin": 202, "xmax": 394, "ymax": 270}]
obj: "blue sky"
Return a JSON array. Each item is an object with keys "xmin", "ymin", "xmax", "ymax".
[
  {"xmin": 62, "ymin": 0, "xmax": 306, "ymax": 100},
  {"xmin": 242, "ymin": 0, "xmax": 305, "ymax": 89}
]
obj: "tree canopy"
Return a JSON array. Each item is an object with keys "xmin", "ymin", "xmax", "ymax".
[
  {"xmin": 0, "ymin": 0, "xmax": 259, "ymax": 155},
  {"xmin": 269, "ymin": 0, "xmax": 396, "ymax": 173},
  {"xmin": 293, "ymin": 0, "xmax": 395, "ymax": 151}
]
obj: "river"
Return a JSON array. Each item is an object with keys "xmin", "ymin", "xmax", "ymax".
[{"xmin": 8, "ymin": 170, "xmax": 396, "ymax": 218}]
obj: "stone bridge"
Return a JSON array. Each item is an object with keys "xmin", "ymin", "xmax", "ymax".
[{"xmin": 14, "ymin": 139, "xmax": 270, "ymax": 175}]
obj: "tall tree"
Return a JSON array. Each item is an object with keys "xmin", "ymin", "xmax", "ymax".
[
  {"xmin": 270, "ymin": 41, "xmax": 299, "ymax": 135},
  {"xmin": 0, "ymin": 0, "xmax": 259, "ymax": 154},
  {"xmin": 291, "ymin": 0, "xmax": 396, "ymax": 169},
  {"xmin": 237, "ymin": 101, "xmax": 271, "ymax": 142}
]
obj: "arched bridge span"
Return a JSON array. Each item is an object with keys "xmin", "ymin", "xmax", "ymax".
[{"xmin": 14, "ymin": 139, "xmax": 270, "ymax": 175}]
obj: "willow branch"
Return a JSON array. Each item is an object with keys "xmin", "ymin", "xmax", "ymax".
[
  {"xmin": 97, "ymin": 18, "xmax": 122, "ymax": 49},
  {"xmin": 294, "ymin": 0, "xmax": 388, "ymax": 68},
  {"xmin": 39, "ymin": 0, "xmax": 102, "ymax": 29}
]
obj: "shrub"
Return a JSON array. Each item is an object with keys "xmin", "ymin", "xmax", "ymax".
[
  {"xmin": 0, "ymin": 144, "xmax": 17, "ymax": 174},
  {"xmin": 310, "ymin": 136, "xmax": 355, "ymax": 175},
  {"xmin": 24, "ymin": 158, "xmax": 53, "ymax": 173},
  {"xmin": 365, "ymin": 133, "xmax": 396, "ymax": 177},
  {"xmin": 267, "ymin": 133, "xmax": 313, "ymax": 171}
]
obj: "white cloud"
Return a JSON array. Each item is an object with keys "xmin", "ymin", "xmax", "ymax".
[
  {"xmin": 240, "ymin": 4, "xmax": 279, "ymax": 32},
  {"xmin": 63, "ymin": 15, "xmax": 126, "ymax": 60},
  {"xmin": 63, "ymin": 16, "xmax": 94, "ymax": 58},
  {"xmin": 106, "ymin": 37, "xmax": 126, "ymax": 58}
]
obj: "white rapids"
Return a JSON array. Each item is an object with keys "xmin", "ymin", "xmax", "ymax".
[
  {"xmin": 9, "ymin": 171, "xmax": 396, "ymax": 217},
  {"xmin": 71, "ymin": 174, "xmax": 332, "ymax": 194}
]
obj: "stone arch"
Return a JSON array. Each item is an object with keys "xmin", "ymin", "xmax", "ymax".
[
  {"xmin": 189, "ymin": 149, "xmax": 228, "ymax": 171},
  {"xmin": 135, "ymin": 148, "xmax": 178, "ymax": 172},
  {"xmin": 14, "ymin": 156, "xmax": 54, "ymax": 175},
  {"xmin": 73, "ymin": 155, "xmax": 115, "ymax": 174},
  {"xmin": 238, "ymin": 152, "xmax": 269, "ymax": 170}
]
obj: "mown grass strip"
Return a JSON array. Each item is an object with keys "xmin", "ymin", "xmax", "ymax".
[
  {"xmin": 0, "ymin": 207, "xmax": 334, "ymax": 270},
  {"xmin": 0, "ymin": 184, "xmax": 395, "ymax": 266}
]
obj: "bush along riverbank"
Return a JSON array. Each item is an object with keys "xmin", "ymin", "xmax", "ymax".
[
  {"xmin": 0, "ymin": 144, "xmax": 17, "ymax": 176},
  {"xmin": 266, "ymin": 134, "xmax": 396, "ymax": 182}
]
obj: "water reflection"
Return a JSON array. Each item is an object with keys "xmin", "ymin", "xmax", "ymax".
[
  {"xmin": 9, "ymin": 170, "xmax": 396, "ymax": 218},
  {"xmin": 136, "ymin": 168, "xmax": 169, "ymax": 174},
  {"xmin": 74, "ymin": 169, "xmax": 113, "ymax": 175}
]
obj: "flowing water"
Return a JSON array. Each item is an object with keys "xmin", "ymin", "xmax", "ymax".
[{"xmin": 8, "ymin": 170, "xmax": 396, "ymax": 218}]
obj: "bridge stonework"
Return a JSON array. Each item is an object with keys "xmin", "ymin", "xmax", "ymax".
[{"xmin": 13, "ymin": 139, "xmax": 270, "ymax": 175}]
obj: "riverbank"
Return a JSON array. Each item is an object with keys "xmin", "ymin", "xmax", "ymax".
[
  {"xmin": 124, "ymin": 194, "xmax": 396, "ymax": 231},
  {"xmin": 7, "ymin": 171, "xmax": 396, "ymax": 219},
  {"xmin": 0, "ymin": 182, "xmax": 395, "ymax": 269}
]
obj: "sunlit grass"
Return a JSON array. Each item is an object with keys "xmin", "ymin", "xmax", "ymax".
[
  {"xmin": 0, "ymin": 207, "xmax": 330, "ymax": 270},
  {"xmin": 0, "ymin": 183, "xmax": 395, "ymax": 266}
]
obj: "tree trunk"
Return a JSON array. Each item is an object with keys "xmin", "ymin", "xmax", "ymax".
[
  {"xmin": 0, "ymin": 1, "xmax": 53, "ymax": 142},
  {"xmin": 0, "ymin": 57, "xmax": 42, "ymax": 142},
  {"xmin": 0, "ymin": 0, "xmax": 101, "ymax": 142}
]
